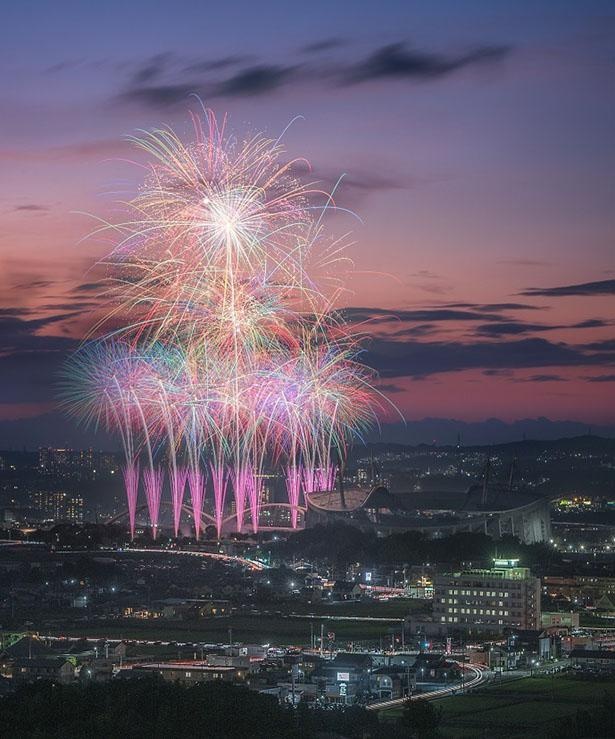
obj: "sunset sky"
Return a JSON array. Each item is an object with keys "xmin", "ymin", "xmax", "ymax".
[{"xmin": 1, "ymin": 0, "xmax": 614, "ymax": 446}]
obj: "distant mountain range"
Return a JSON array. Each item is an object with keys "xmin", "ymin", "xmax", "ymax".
[
  {"xmin": 366, "ymin": 417, "xmax": 615, "ymax": 447},
  {"xmin": 0, "ymin": 410, "xmax": 613, "ymax": 451}
]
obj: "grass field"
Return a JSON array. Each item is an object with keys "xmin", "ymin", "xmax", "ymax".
[
  {"xmin": 432, "ymin": 674, "xmax": 615, "ymax": 738},
  {"xmin": 39, "ymin": 610, "xmax": 408, "ymax": 646}
]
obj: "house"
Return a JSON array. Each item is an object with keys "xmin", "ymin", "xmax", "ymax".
[
  {"xmin": 570, "ymin": 649, "xmax": 615, "ymax": 673},
  {"xmin": 0, "ymin": 636, "xmax": 55, "ymax": 678},
  {"xmin": 414, "ymin": 653, "xmax": 458, "ymax": 682},
  {"xmin": 330, "ymin": 581, "xmax": 363, "ymax": 601},
  {"xmin": 506, "ymin": 629, "xmax": 561, "ymax": 666},
  {"xmin": 12, "ymin": 657, "xmax": 74, "ymax": 684},
  {"xmin": 311, "ymin": 653, "xmax": 373, "ymax": 703},
  {"xmin": 371, "ymin": 665, "xmax": 415, "ymax": 700},
  {"xmin": 125, "ymin": 662, "xmax": 247, "ymax": 684}
]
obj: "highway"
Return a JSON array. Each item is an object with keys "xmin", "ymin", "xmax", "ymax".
[
  {"xmin": 366, "ymin": 663, "xmax": 487, "ymax": 711},
  {"xmin": 114, "ymin": 546, "xmax": 266, "ymax": 571}
]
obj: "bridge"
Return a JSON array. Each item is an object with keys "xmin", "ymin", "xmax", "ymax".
[{"xmin": 106, "ymin": 500, "xmax": 307, "ymax": 537}]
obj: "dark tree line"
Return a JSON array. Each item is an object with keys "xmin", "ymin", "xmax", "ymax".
[
  {"xmin": 0, "ymin": 678, "xmax": 439, "ymax": 738},
  {"xmin": 274, "ymin": 523, "xmax": 561, "ymax": 572}
]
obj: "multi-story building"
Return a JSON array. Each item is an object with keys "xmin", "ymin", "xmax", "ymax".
[
  {"xmin": 30, "ymin": 491, "xmax": 84, "ymax": 524},
  {"xmin": 38, "ymin": 447, "xmax": 119, "ymax": 480},
  {"xmin": 433, "ymin": 558, "xmax": 540, "ymax": 633}
]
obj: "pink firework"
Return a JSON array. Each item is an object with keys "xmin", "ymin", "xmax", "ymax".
[
  {"xmin": 209, "ymin": 462, "xmax": 228, "ymax": 539},
  {"xmin": 231, "ymin": 465, "xmax": 250, "ymax": 533},
  {"xmin": 122, "ymin": 461, "xmax": 140, "ymax": 540},
  {"xmin": 187, "ymin": 467, "xmax": 206, "ymax": 540},
  {"xmin": 143, "ymin": 466, "xmax": 164, "ymax": 539},
  {"xmin": 246, "ymin": 473, "xmax": 262, "ymax": 534},
  {"xmin": 286, "ymin": 466, "xmax": 302, "ymax": 529},
  {"xmin": 169, "ymin": 466, "xmax": 188, "ymax": 537}
]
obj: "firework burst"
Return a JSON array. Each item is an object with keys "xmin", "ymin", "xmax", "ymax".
[{"xmin": 61, "ymin": 109, "xmax": 385, "ymax": 539}]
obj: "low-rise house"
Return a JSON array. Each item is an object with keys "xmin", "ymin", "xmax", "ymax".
[
  {"xmin": 310, "ymin": 652, "xmax": 372, "ymax": 703},
  {"xmin": 126, "ymin": 662, "xmax": 247, "ymax": 684},
  {"xmin": 370, "ymin": 665, "xmax": 415, "ymax": 700},
  {"xmin": 13, "ymin": 657, "xmax": 74, "ymax": 684},
  {"xmin": 570, "ymin": 649, "xmax": 615, "ymax": 673}
]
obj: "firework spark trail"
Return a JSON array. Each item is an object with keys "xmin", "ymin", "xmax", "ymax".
[
  {"xmin": 187, "ymin": 467, "xmax": 206, "ymax": 540},
  {"xmin": 246, "ymin": 473, "xmax": 262, "ymax": 535},
  {"xmin": 285, "ymin": 465, "xmax": 302, "ymax": 529},
  {"xmin": 60, "ymin": 109, "xmax": 389, "ymax": 538},
  {"xmin": 231, "ymin": 465, "xmax": 250, "ymax": 533},
  {"xmin": 209, "ymin": 462, "xmax": 228, "ymax": 539},
  {"xmin": 122, "ymin": 461, "xmax": 140, "ymax": 539},
  {"xmin": 169, "ymin": 466, "xmax": 188, "ymax": 537},
  {"xmin": 143, "ymin": 466, "xmax": 164, "ymax": 539}
]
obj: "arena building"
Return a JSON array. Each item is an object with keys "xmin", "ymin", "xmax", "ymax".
[{"xmin": 305, "ymin": 477, "xmax": 552, "ymax": 545}]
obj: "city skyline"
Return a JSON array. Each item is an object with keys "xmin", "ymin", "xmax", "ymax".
[{"xmin": 2, "ymin": 0, "xmax": 614, "ymax": 447}]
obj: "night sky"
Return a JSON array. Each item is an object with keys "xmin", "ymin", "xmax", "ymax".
[{"xmin": 1, "ymin": 1, "xmax": 614, "ymax": 447}]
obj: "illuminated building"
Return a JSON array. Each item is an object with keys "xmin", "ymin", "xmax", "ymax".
[
  {"xmin": 433, "ymin": 559, "xmax": 541, "ymax": 633},
  {"xmin": 31, "ymin": 491, "xmax": 84, "ymax": 524}
]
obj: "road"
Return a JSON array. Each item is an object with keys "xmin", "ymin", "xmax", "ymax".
[
  {"xmin": 116, "ymin": 546, "xmax": 267, "ymax": 571},
  {"xmin": 367, "ymin": 664, "xmax": 487, "ymax": 711}
]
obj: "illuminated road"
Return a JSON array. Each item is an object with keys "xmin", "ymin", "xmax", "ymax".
[
  {"xmin": 113, "ymin": 546, "xmax": 267, "ymax": 571},
  {"xmin": 366, "ymin": 664, "xmax": 486, "ymax": 711}
]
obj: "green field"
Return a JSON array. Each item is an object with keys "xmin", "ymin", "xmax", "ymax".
[
  {"xmin": 39, "ymin": 611, "xmax": 407, "ymax": 647},
  {"xmin": 431, "ymin": 674, "xmax": 615, "ymax": 738}
]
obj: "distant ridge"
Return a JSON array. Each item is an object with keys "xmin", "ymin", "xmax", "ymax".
[{"xmin": 0, "ymin": 411, "xmax": 613, "ymax": 451}]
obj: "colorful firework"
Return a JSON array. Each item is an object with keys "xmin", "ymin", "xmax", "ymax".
[{"xmin": 61, "ymin": 109, "xmax": 386, "ymax": 539}]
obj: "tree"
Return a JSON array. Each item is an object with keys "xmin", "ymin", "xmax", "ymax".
[{"xmin": 400, "ymin": 699, "xmax": 442, "ymax": 739}]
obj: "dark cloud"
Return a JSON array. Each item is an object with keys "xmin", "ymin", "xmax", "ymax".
[
  {"xmin": 45, "ymin": 58, "xmax": 86, "ymax": 74},
  {"xmin": 483, "ymin": 369, "xmax": 513, "ymax": 378},
  {"xmin": 119, "ymin": 63, "xmax": 297, "ymax": 107},
  {"xmin": 73, "ymin": 281, "xmax": 106, "ymax": 293},
  {"xmin": 573, "ymin": 319, "xmax": 610, "ymax": 329},
  {"xmin": 478, "ymin": 303, "xmax": 544, "ymax": 312},
  {"xmin": 117, "ymin": 39, "xmax": 511, "ymax": 109},
  {"xmin": 14, "ymin": 204, "xmax": 49, "ymax": 212},
  {"xmin": 38, "ymin": 301, "xmax": 98, "ymax": 311},
  {"xmin": 131, "ymin": 53, "xmax": 172, "ymax": 85},
  {"xmin": 183, "ymin": 55, "xmax": 253, "ymax": 74},
  {"xmin": 211, "ymin": 64, "xmax": 297, "ymax": 97},
  {"xmin": 345, "ymin": 43, "xmax": 511, "ymax": 84},
  {"xmin": 340, "ymin": 306, "xmax": 505, "ymax": 325},
  {"xmin": 475, "ymin": 317, "xmax": 609, "ymax": 337},
  {"xmin": 118, "ymin": 83, "xmax": 195, "ymax": 108},
  {"xmin": 375, "ymin": 382, "xmax": 405, "ymax": 394},
  {"xmin": 443, "ymin": 302, "xmax": 544, "ymax": 312},
  {"xmin": 0, "ymin": 313, "xmax": 80, "ymax": 353},
  {"xmin": 516, "ymin": 374, "xmax": 568, "ymax": 383},
  {"xmin": 520, "ymin": 279, "xmax": 615, "ymax": 297},
  {"xmin": 0, "ymin": 348, "xmax": 76, "ymax": 404},
  {"xmin": 14, "ymin": 279, "xmax": 54, "ymax": 290},
  {"xmin": 0, "ymin": 312, "xmax": 81, "ymax": 404},
  {"xmin": 364, "ymin": 336, "xmax": 615, "ymax": 379},
  {"xmin": 0, "ymin": 307, "xmax": 32, "ymax": 317},
  {"xmin": 391, "ymin": 323, "xmax": 437, "ymax": 338},
  {"xmin": 582, "ymin": 374, "xmax": 615, "ymax": 382},
  {"xmin": 475, "ymin": 321, "xmax": 556, "ymax": 337},
  {"xmin": 301, "ymin": 38, "xmax": 346, "ymax": 54},
  {"xmin": 581, "ymin": 339, "xmax": 615, "ymax": 352}
]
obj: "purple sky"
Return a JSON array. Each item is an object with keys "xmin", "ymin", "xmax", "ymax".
[{"xmin": 1, "ymin": 0, "xmax": 614, "ymax": 446}]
